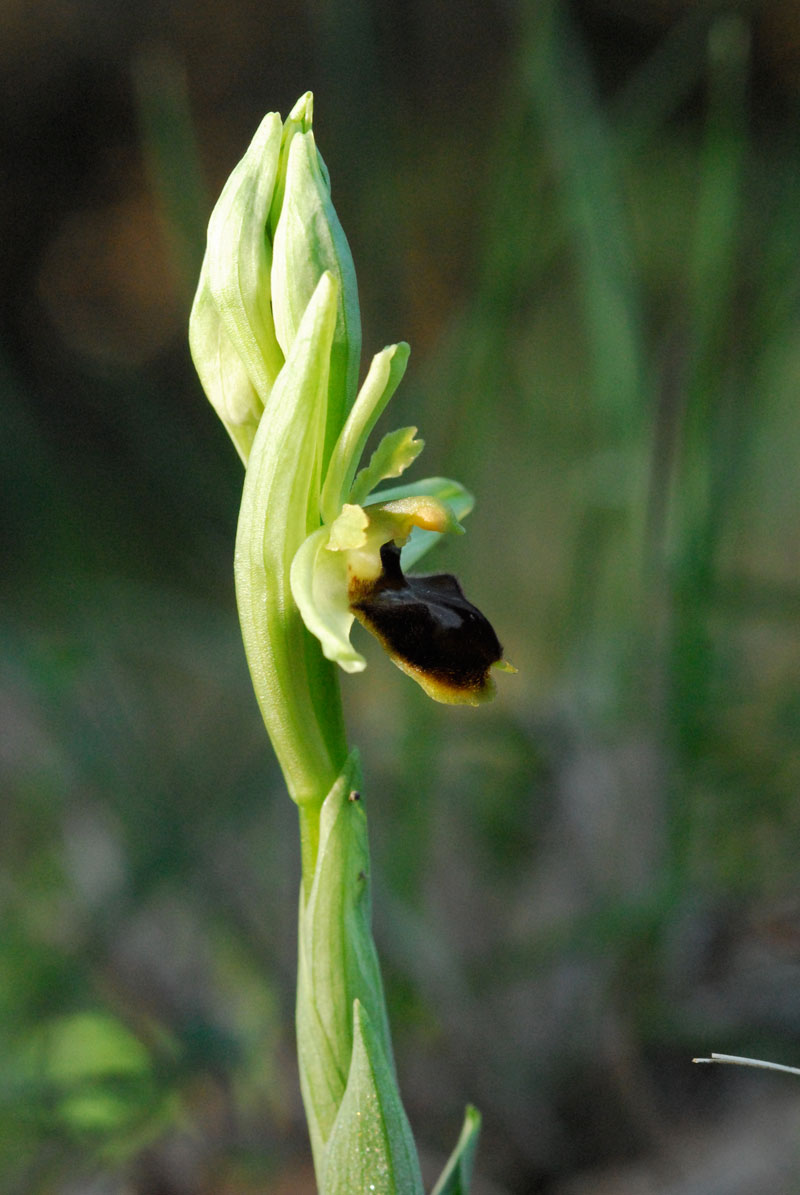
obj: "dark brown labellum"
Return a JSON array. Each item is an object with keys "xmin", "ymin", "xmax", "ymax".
[{"xmin": 349, "ymin": 542, "xmax": 504, "ymax": 704}]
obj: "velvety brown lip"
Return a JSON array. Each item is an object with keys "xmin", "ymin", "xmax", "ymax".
[{"xmin": 350, "ymin": 541, "xmax": 504, "ymax": 702}]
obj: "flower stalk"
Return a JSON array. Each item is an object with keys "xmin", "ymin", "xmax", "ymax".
[{"xmin": 190, "ymin": 92, "xmax": 504, "ymax": 1193}]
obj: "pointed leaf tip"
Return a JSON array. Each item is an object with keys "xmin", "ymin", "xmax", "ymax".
[
  {"xmin": 321, "ymin": 1000, "xmax": 424, "ymax": 1195},
  {"xmin": 430, "ymin": 1105, "xmax": 482, "ymax": 1195}
]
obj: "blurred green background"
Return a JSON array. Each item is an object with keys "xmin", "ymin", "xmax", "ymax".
[{"xmin": 5, "ymin": 1, "xmax": 800, "ymax": 1191}]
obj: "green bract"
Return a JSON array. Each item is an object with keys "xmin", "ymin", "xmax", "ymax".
[
  {"xmin": 296, "ymin": 753, "xmax": 422, "ymax": 1192},
  {"xmin": 234, "ymin": 270, "xmax": 344, "ymax": 801}
]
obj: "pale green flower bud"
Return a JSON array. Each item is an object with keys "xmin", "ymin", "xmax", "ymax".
[
  {"xmin": 189, "ymin": 112, "xmax": 285, "ymax": 463},
  {"xmin": 270, "ymin": 93, "xmax": 362, "ymax": 469}
]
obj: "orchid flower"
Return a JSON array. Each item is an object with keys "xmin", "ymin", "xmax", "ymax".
[{"xmin": 291, "ymin": 349, "xmax": 513, "ymax": 704}]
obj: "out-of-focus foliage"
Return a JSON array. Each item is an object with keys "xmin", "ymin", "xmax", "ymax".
[{"xmin": 4, "ymin": 2, "xmax": 800, "ymax": 1192}]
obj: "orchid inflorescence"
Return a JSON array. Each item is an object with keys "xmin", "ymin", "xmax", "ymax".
[{"xmin": 190, "ymin": 93, "xmax": 511, "ymax": 718}]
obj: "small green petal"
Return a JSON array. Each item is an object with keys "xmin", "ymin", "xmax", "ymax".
[
  {"xmin": 349, "ymin": 426, "xmax": 424, "ymax": 507},
  {"xmin": 267, "ymin": 91, "xmax": 314, "ymax": 230},
  {"xmin": 328, "ymin": 503, "xmax": 369, "ymax": 552},
  {"xmin": 320, "ymin": 342, "xmax": 410, "ymax": 524}
]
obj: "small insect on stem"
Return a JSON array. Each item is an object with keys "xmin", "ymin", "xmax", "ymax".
[{"xmin": 348, "ymin": 790, "xmax": 361, "ymax": 802}]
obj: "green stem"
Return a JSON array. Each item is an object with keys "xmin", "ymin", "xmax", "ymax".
[{"xmin": 299, "ymin": 801, "xmax": 323, "ymax": 900}]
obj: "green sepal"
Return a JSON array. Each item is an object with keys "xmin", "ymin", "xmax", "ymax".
[
  {"xmin": 320, "ymin": 342, "xmax": 411, "ymax": 524},
  {"xmin": 368, "ymin": 477, "xmax": 475, "ymax": 569},
  {"xmin": 321, "ymin": 1000, "xmax": 424, "ymax": 1195},
  {"xmin": 430, "ymin": 1106, "xmax": 482, "ymax": 1195},
  {"xmin": 350, "ymin": 426, "xmax": 424, "ymax": 507},
  {"xmin": 190, "ymin": 111, "xmax": 285, "ymax": 462},
  {"xmin": 290, "ymin": 525, "xmax": 366, "ymax": 674},
  {"xmin": 271, "ymin": 120, "xmax": 362, "ymax": 469},
  {"xmin": 235, "ymin": 271, "xmax": 343, "ymax": 803},
  {"xmin": 296, "ymin": 753, "xmax": 399, "ymax": 1171}
]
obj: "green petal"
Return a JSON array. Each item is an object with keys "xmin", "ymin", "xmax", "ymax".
[
  {"xmin": 321, "ymin": 1001, "xmax": 424, "ymax": 1195},
  {"xmin": 320, "ymin": 342, "xmax": 410, "ymax": 523},
  {"xmin": 190, "ymin": 111, "xmax": 285, "ymax": 461},
  {"xmin": 290, "ymin": 527, "xmax": 367, "ymax": 674},
  {"xmin": 271, "ymin": 123, "xmax": 362, "ymax": 467},
  {"xmin": 349, "ymin": 426, "xmax": 424, "ymax": 507}
]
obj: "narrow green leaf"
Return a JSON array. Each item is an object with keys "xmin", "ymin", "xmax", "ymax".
[
  {"xmin": 321, "ymin": 1000, "xmax": 424, "ymax": 1195},
  {"xmin": 320, "ymin": 342, "xmax": 410, "ymax": 523},
  {"xmin": 297, "ymin": 754, "xmax": 397, "ymax": 1163},
  {"xmin": 688, "ymin": 15, "xmax": 748, "ymax": 383},
  {"xmin": 296, "ymin": 760, "xmax": 359, "ymax": 1171},
  {"xmin": 430, "ymin": 1105, "xmax": 482, "ymax": 1195},
  {"xmin": 525, "ymin": 3, "xmax": 644, "ymax": 439}
]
